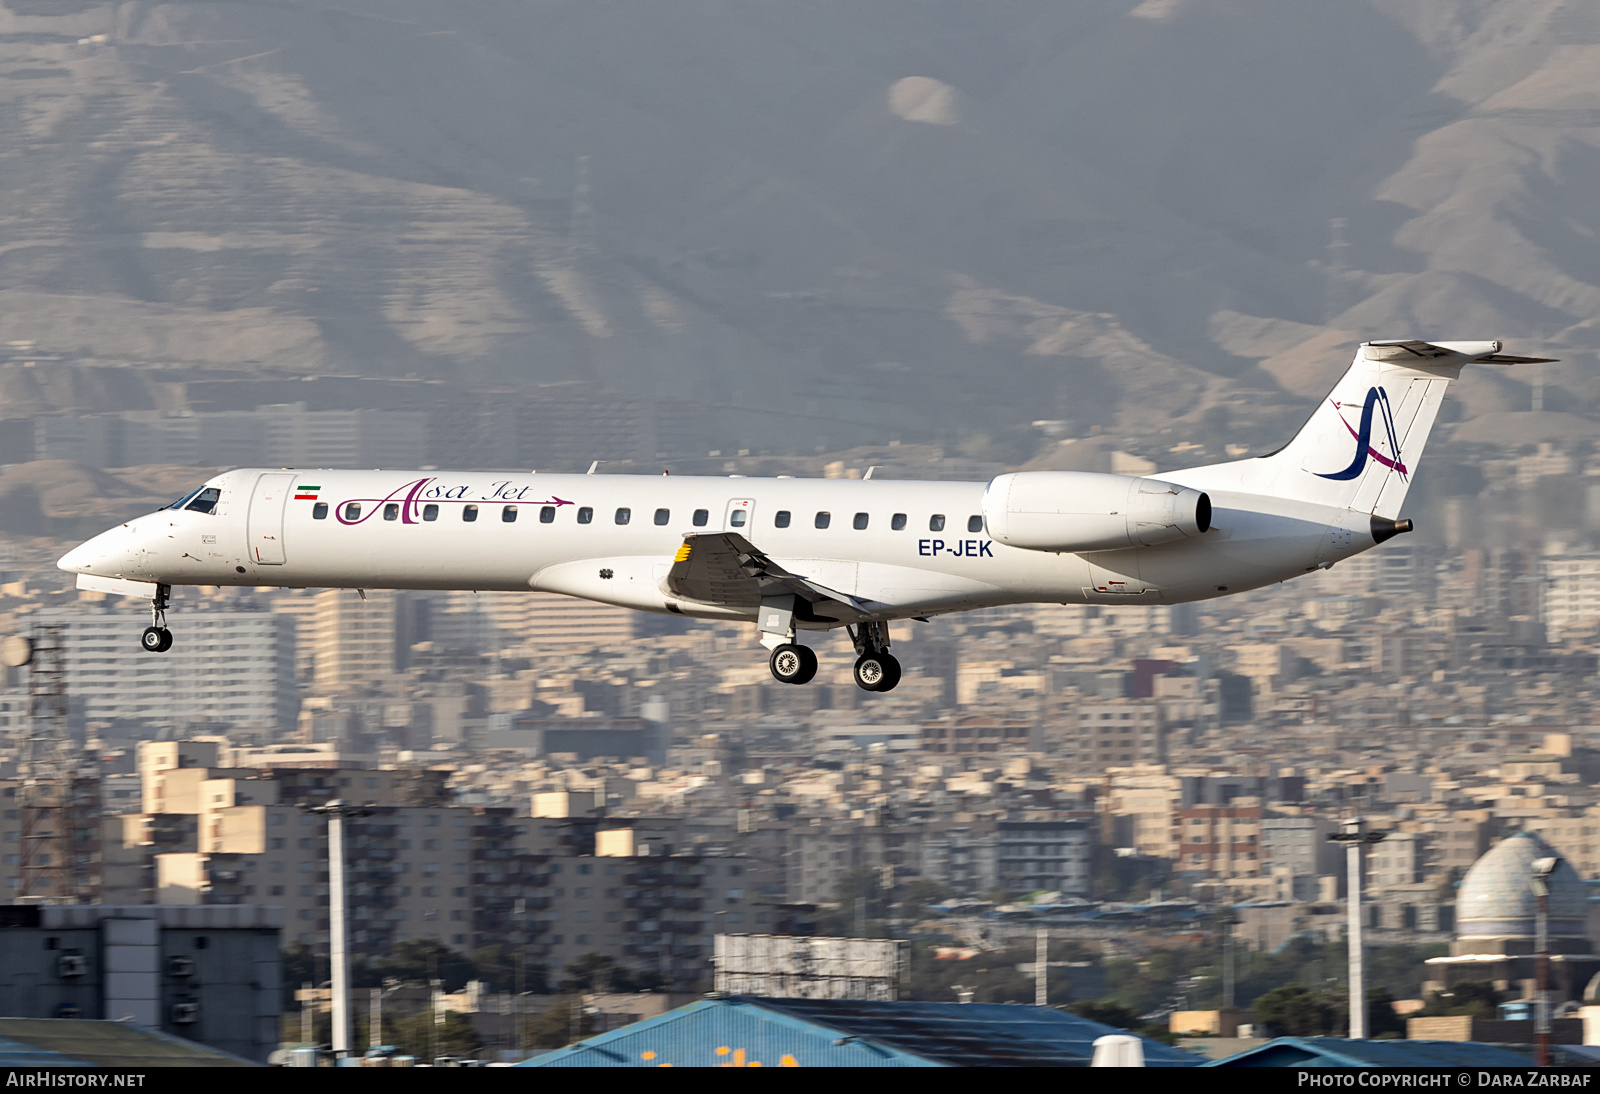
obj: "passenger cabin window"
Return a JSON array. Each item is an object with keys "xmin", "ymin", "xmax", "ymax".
[
  {"xmin": 774, "ymin": 511, "xmax": 791, "ymax": 528},
  {"xmin": 929, "ymin": 514, "xmax": 945, "ymax": 532},
  {"xmin": 729, "ymin": 509, "xmax": 747, "ymax": 527},
  {"xmin": 815, "ymin": 511, "xmax": 831, "ymax": 529},
  {"xmin": 693, "ymin": 509, "xmax": 709, "ymax": 527},
  {"xmin": 891, "ymin": 513, "xmax": 907, "ymax": 531},
  {"xmin": 422, "ymin": 504, "xmax": 438, "ymax": 522},
  {"xmin": 462, "ymin": 505, "xmax": 478, "ymax": 523},
  {"xmin": 853, "ymin": 512, "xmax": 869, "ymax": 530},
  {"xmin": 502, "ymin": 505, "xmax": 517, "ymax": 522},
  {"xmin": 540, "ymin": 506, "xmax": 555, "ymax": 523},
  {"xmin": 312, "ymin": 502, "xmax": 329, "ymax": 520},
  {"xmin": 384, "ymin": 503, "xmax": 400, "ymax": 521},
  {"xmin": 654, "ymin": 508, "xmax": 670, "ymax": 526},
  {"xmin": 615, "ymin": 507, "xmax": 631, "ymax": 525},
  {"xmin": 577, "ymin": 507, "xmax": 593, "ymax": 524},
  {"xmin": 344, "ymin": 503, "xmax": 362, "ymax": 522},
  {"xmin": 185, "ymin": 488, "xmax": 220, "ymax": 514},
  {"xmin": 968, "ymin": 515, "xmax": 983, "ymax": 533}
]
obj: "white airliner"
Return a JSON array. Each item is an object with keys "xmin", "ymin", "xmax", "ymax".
[{"xmin": 58, "ymin": 340, "xmax": 1549, "ymax": 692}]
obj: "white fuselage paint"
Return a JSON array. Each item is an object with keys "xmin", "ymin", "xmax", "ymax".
[{"xmin": 58, "ymin": 467, "xmax": 1376, "ymax": 627}]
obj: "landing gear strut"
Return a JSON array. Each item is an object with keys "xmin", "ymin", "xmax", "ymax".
[
  {"xmin": 849, "ymin": 621, "xmax": 901, "ymax": 693},
  {"xmin": 141, "ymin": 584, "xmax": 173, "ymax": 653}
]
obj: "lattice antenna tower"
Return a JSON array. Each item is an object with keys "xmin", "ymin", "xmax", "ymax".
[
  {"xmin": 1324, "ymin": 216, "xmax": 1351, "ymax": 324},
  {"xmin": 18, "ymin": 624, "xmax": 97, "ymax": 903},
  {"xmin": 568, "ymin": 154, "xmax": 596, "ymax": 259}
]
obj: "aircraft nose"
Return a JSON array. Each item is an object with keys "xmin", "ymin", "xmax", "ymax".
[{"xmin": 58, "ymin": 527, "xmax": 128, "ymax": 575}]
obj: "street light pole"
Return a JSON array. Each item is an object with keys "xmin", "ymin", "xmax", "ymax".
[
  {"xmin": 1532, "ymin": 855, "xmax": 1560, "ymax": 1068},
  {"xmin": 304, "ymin": 799, "xmax": 372, "ymax": 1060},
  {"xmin": 1328, "ymin": 819, "xmax": 1386, "ymax": 1039}
]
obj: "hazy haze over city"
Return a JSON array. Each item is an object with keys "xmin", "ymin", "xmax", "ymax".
[{"xmin": 0, "ymin": 0, "xmax": 1596, "ymax": 469}]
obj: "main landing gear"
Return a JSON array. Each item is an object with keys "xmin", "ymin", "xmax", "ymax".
[
  {"xmin": 769, "ymin": 643, "xmax": 818, "ymax": 685},
  {"xmin": 141, "ymin": 583, "xmax": 173, "ymax": 654},
  {"xmin": 848, "ymin": 621, "xmax": 900, "ymax": 693},
  {"xmin": 757, "ymin": 595, "xmax": 899, "ymax": 693}
]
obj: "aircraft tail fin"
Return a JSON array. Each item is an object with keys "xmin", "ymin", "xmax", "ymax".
[{"xmin": 1173, "ymin": 340, "xmax": 1555, "ymax": 518}]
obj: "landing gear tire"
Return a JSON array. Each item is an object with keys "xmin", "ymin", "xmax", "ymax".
[
  {"xmin": 769, "ymin": 643, "xmax": 818, "ymax": 685},
  {"xmin": 141, "ymin": 626, "xmax": 173, "ymax": 654},
  {"xmin": 854, "ymin": 651, "xmax": 901, "ymax": 693}
]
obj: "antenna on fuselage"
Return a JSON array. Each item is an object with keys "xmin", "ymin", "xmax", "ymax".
[
  {"xmin": 587, "ymin": 461, "xmax": 602, "ymax": 475},
  {"xmin": 863, "ymin": 466, "xmax": 878, "ymax": 480}
]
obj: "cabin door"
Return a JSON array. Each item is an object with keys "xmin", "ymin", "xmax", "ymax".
[{"xmin": 247, "ymin": 472, "xmax": 295, "ymax": 565}]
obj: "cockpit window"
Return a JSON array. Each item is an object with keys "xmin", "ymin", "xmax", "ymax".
[
  {"xmin": 168, "ymin": 486, "xmax": 219, "ymax": 514},
  {"xmin": 185, "ymin": 488, "xmax": 221, "ymax": 515}
]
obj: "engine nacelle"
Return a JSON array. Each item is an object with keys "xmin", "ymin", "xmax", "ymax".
[{"xmin": 981, "ymin": 471, "xmax": 1211, "ymax": 553}]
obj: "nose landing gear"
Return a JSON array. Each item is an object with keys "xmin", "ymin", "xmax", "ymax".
[{"xmin": 141, "ymin": 584, "xmax": 173, "ymax": 653}]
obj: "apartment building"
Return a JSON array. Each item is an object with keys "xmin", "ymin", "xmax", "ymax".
[
  {"xmin": 1546, "ymin": 555, "xmax": 1600, "ymax": 633},
  {"xmin": 996, "ymin": 819, "xmax": 1092, "ymax": 897},
  {"xmin": 1176, "ymin": 798, "xmax": 1264, "ymax": 880},
  {"xmin": 38, "ymin": 607, "xmax": 297, "ymax": 734},
  {"xmin": 1259, "ymin": 815, "xmax": 1339, "ymax": 900},
  {"xmin": 1106, "ymin": 767, "xmax": 1182, "ymax": 859},
  {"xmin": 919, "ymin": 715, "xmax": 1037, "ymax": 755},
  {"xmin": 1069, "ymin": 699, "xmax": 1166, "ymax": 771}
]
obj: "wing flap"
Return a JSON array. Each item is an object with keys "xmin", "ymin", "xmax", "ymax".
[{"xmin": 666, "ymin": 532, "xmax": 876, "ymax": 623}]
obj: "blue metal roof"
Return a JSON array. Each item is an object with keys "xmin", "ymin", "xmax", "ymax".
[
  {"xmin": 522, "ymin": 997, "xmax": 1205, "ymax": 1068},
  {"xmin": 0, "ymin": 1036, "xmax": 91, "ymax": 1067},
  {"xmin": 1205, "ymin": 1037, "xmax": 1534, "ymax": 1067}
]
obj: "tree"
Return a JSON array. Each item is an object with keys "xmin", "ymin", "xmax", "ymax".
[
  {"xmin": 898, "ymin": 878, "xmax": 949, "ymax": 913},
  {"xmin": 1064, "ymin": 1000, "xmax": 1177, "ymax": 1046},
  {"xmin": 561, "ymin": 953, "xmax": 619, "ymax": 993},
  {"xmin": 1367, "ymin": 988, "xmax": 1407, "ymax": 1039},
  {"xmin": 1417, "ymin": 980, "xmax": 1499, "ymax": 1019},
  {"xmin": 815, "ymin": 868, "xmax": 892, "ymax": 936},
  {"xmin": 473, "ymin": 945, "xmax": 548, "ymax": 994},
  {"xmin": 372, "ymin": 939, "xmax": 477, "ymax": 992},
  {"xmin": 382, "ymin": 1010, "xmax": 483, "ymax": 1061},
  {"xmin": 522, "ymin": 997, "xmax": 597, "ymax": 1049},
  {"xmin": 1253, "ymin": 984, "xmax": 1339, "ymax": 1037},
  {"xmin": 281, "ymin": 942, "xmax": 320, "ymax": 1006},
  {"xmin": 1066, "ymin": 1000, "xmax": 1142, "ymax": 1029}
]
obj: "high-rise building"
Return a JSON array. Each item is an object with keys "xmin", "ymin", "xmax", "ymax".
[
  {"xmin": 312, "ymin": 588, "xmax": 397, "ymax": 691},
  {"xmin": 1545, "ymin": 555, "xmax": 1600, "ymax": 633},
  {"xmin": 38, "ymin": 606, "xmax": 297, "ymax": 734}
]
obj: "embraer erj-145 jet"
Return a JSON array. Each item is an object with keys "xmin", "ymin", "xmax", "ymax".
[{"xmin": 59, "ymin": 340, "xmax": 1549, "ymax": 693}]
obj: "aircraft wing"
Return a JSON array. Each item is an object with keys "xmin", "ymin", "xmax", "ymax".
[{"xmin": 665, "ymin": 532, "xmax": 877, "ymax": 624}]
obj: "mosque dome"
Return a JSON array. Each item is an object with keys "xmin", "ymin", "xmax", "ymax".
[{"xmin": 1456, "ymin": 831, "xmax": 1587, "ymax": 943}]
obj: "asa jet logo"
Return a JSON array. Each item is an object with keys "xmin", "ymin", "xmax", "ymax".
[{"xmin": 1316, "ymin": 386, "xmax": 1407, "ymax": 481}]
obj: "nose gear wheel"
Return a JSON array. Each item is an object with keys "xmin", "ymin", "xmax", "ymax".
[{"xmin": 142, "ymin": 584, "xmax": 174, "ymax": 653}]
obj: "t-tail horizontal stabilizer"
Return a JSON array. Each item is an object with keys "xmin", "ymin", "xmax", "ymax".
[{"xmin": 1171, "ymin": 339, "xmax": 1556, "ymax": 520}]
